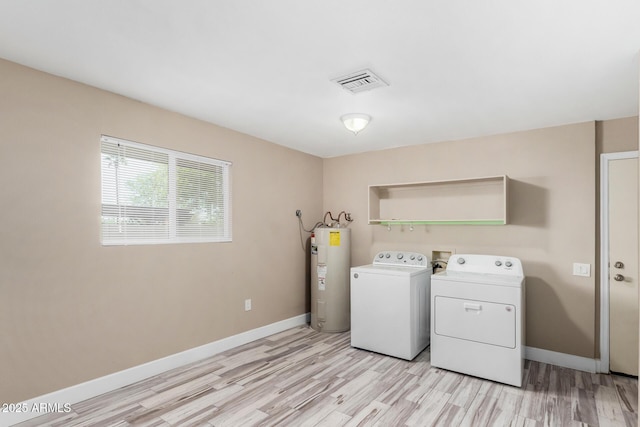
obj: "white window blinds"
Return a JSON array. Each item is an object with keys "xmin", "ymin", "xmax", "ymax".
[{"xmin": 100, "ymin": 135, "xmax": 232, "ymax": 245}]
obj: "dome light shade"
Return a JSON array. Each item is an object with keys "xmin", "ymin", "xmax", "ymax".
[{"xmin": 341, "ymin": 113, "xmax": 371, "ymax": 135}]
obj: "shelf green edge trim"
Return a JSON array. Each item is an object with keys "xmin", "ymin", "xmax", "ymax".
[{"xmin": 376, "ymin": 220, "xmax": 506, "ymax": 226}]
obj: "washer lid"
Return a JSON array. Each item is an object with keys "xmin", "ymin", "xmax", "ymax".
[
  {"xmin": 351, "ymin": 263, "xmax": 430, "ymax": 277},
  {"xmin": 433, "ymin": 270, "xmax": 524, "ymax": 288}
]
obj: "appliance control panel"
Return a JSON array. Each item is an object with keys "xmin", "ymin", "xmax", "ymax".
[
  {"xmin": 372, "ymin": 251, "xmax": 430, "ymax": 267},
  {"xmin": 447, "ymin": 254, "xmax": 523, "ymax": 276}
]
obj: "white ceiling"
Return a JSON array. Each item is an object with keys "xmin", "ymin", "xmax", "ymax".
[{"xmin": 0, "ymin": 1, "xmax": 639, "ymax": 158}]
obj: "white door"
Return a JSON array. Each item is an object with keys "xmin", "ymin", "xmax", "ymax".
[{"xmin": 608, "ymin": 156, "xmax": 638, "ymax": 375}]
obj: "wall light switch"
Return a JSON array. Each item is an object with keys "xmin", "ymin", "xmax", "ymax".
[
  {"xmin": 244, "ymin": 299, "xmax": 252, "ymax": 311},
  {"xmin": 572, "ymin": 263, "xmax": 591, "ymax": 277}
]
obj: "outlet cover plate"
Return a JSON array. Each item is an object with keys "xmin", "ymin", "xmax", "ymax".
[{"xmin": 573, "ymin": 263, "xmax": 591, "ymax": 277}]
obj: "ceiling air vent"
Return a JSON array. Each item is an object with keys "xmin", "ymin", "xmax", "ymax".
[{"xmin": 332, "ymin": 69, "xmax": 388, "ymax": 94}]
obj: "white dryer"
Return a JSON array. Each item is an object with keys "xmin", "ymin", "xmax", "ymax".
[
  {"xmin": 431, "ymin": 254, "xmax": 525, "ymax": 387},
  {"xmin": 351, "ymin": 251, "xmax": 431, "ymax": 360}
]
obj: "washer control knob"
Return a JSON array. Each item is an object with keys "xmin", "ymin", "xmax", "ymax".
[
  {"xmin": 495, "ymin": 260, "xmax": 502, "ymax": 266},
  {"xmin": 505, "ymin": 261, "xmax": 513, "ymax": 267},
  {"xmin": 353, "ymin": 273, "xmax": 359, "ymax": 279},
  {"xmin": 385, "ymin": 253, "xmax": 391, "ymax": 258},
  {"xmin": 397, "ymin": 253, "xmax": 404, "ymax": 260},
  {"xmin": 410, "ymin": 255, "xmax": 416, "ymax": 260},
  {"xmin": 417, "ymin": 256, "xmax": 423, "ymax": 261},
  {"xmin": 457, "ymin": 257, "xmax": 465, "ymax": 264},
  {"xmin": 378, "ymin": 253, "xmax": 384, "ymax": 258}
]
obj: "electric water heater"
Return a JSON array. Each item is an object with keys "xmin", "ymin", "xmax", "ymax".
[{"xmin": 310, "ymin": 227, "xmax": 351, "ymax": 332}]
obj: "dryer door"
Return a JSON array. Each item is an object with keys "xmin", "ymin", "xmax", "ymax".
[{"xmin": 434, "ymin": 296, "xmax": 516, "ymax": 348}]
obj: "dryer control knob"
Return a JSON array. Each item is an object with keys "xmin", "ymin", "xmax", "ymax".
[
  {"xmin": 495, "ymin": 260, "xmax": 502, "ymax": 266},
  {"xmin": 417, "ymin": 256, "xmax": 423, "ymax": 261},
  {"xmin": 410, "ymin": 255, "xmax": 415, "ymax": 260},
  {"xmin": 378, "ymin": 253, "xmax": 384, "ymax": 258},
  {"xmin": 457, "ymin": 258, "xmax": 465, "ymax": 264},
  {"xmin": 505, "ymin": 261, "xmax": 513, "ymax": 267},
  {"xmin": 397, "ymin": 253, "xmax": 404, "ymax": 260},
  {"xmin": 353, "ymin": 273, "xmax": 359, "ymax": 279},
  {"xmin": 385, "ymin": 253, "xmax": 391, "ymax": 258}
]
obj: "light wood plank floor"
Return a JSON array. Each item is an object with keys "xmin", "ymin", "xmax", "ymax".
[{"xmin": 16, "ymin": 326, "xmax": 638, "ymax": 426}]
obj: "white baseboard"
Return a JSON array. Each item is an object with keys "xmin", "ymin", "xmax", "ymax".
[
  {"xmin": 0, "ymin": 313, "xmax": 310, "ymax": 427},
  {"xmin": 525, "ymin": 346, "xmax": 597, "ymax": 373}
]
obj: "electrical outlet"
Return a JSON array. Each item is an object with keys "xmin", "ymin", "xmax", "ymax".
[
  {"xmin": 244, "ymin": 299, "xmax": 252, "ymax": 311},
  {"xmin": 295, "ymin": 210, "xmax": 302, "ymax": 218}
]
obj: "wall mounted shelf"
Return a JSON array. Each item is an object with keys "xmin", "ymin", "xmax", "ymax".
[{"xmin": 368, "ymin": 175, "xmax": 509, "ymax": 225}]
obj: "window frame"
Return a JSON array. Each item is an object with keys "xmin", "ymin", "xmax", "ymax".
[{"xmin": 100, "ymin": 135, "xmax": 232, "ymax": 246}]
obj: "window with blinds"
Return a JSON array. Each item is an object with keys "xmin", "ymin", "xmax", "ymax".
[{"xmin": 100, "ymin": 135, "xmax": 232, "ymax": 245}]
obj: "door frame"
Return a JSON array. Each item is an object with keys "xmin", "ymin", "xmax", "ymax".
[{"xmin": 598, "ymin": 150, "xmax": 639, "ymax": 373}]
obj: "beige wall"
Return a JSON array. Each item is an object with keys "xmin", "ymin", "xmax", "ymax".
[
  {"xmin": 2, "ymin": 55, "xmax": 638, "ymax": 404},
  {"xmin": 597, "ymin": 116, "xmax": 639, "ymax": 154},
  {"xmin": 0, "ymin": 59, "xmax": 323, "ymax": 403},
  {"xmin": 324, "ymin": 123, "xmax": 600, "ymax": 358}
]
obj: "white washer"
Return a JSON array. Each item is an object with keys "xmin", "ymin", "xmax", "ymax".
[
  {"xmin": 351, "ymin": 251, "xmax": 431, "ymax": 360},
  {"xmin": 431, "ymin": 254, "xmax": 525, "ymax": 387}
]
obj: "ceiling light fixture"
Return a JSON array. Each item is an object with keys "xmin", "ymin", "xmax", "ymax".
[{"xmin": 341, "ymin": 113, "xmax": 371, "ymax": 135}]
